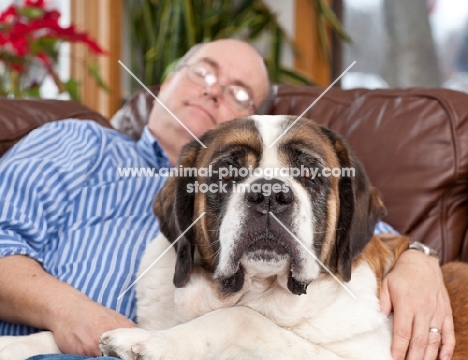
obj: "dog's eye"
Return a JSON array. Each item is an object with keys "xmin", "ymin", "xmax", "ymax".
[{"xmin": 217, "ymin": 158, "xmax": 242, "ymax": 181}]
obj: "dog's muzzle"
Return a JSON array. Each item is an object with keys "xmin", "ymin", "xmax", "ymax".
[{"xmin": 218, "ymin": 178, "xmax": 311, "ymax": 296}]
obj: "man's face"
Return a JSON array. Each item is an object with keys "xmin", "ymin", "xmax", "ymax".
[{"xmin": 148, "ymin": 40, "xmax": 269, "ymax": 164}]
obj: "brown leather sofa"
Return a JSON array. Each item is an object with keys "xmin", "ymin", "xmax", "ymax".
[{"xmin": 1, "ymin": 85, "xmax": 467, "ymax": 264}]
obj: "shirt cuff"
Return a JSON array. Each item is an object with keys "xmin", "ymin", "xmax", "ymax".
[{"xmin": 373, "ymin": 221, "xmax": 399, "ymax": 235}]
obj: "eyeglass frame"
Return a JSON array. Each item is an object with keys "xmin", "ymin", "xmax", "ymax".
[{"xmin": 176, "ymin": 57, "xmax": 257, "ymax": 113}]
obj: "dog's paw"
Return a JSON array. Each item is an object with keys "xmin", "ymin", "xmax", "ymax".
[
  {"xmin": 100, "ymin": 328, "xmax": 193, "ymax": 360},
  {"xmin": 100, "ymin": 328, "xmax": 151, "ymax": 360}
]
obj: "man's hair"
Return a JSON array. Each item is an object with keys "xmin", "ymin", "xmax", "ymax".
[{"xmin": 175, "ymin": 44, "xmax": 204, "ymax": 70}]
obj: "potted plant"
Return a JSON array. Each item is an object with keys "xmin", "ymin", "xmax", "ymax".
[
  {"xmin": 125, "ymin": 0, "xmax": 349, "ymax": 92},
  {"xmin": 0, "ymin": 0, "xmax": 107, "ymax": 100}
]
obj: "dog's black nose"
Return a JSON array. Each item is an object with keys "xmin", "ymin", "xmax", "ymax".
[{"xmin": 244, "ymin": 178, "xmax": 293, "ymax": 214}]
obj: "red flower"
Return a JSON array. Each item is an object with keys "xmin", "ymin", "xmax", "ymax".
[
  {"xmin": 0, "ymin": 5, "xmax": 105, "ymax": 56},
  {"xmin": 43, "ymin": 9, "xmax": 60, "ymax": 21},
  {"xmin": 0, "ymin": 1, "xmax": 107, "ymax": 98},
  {"xmin": 11, "ymin": 37, "xmax": 29, "ymax": 56},
  {"xmin": 0, "ymin": 5, "xmax": 17, "ymax": 22},
  {"xmin": 25, "ymin": 0, "xmax": 45, "ymax": 8}
]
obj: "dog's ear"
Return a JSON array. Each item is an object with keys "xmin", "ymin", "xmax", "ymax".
[
  {"xmin": 320, "ymin": 126, "xmax": 387, "ymax": 281},
  {"xmin": 153, "ymin": 139, "xmax": 203, "ymax": 288}
]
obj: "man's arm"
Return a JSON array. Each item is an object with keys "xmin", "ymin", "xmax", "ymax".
[
  {"xmin": 0, "ymin": 122, "xmax": 137, "ymax": 355},
  {"xmin": 0, "ymin": 255, "xmax": 136, "ymax": 356}
]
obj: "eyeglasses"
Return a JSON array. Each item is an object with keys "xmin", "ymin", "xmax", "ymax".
[{"xmin": 180, "ymin": 59, "xmax": 256, "ymax": 112}]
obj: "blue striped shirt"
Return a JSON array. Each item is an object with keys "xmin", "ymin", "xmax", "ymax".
[
  {"xmin": 374, "ymin": 220, "xmax": 398, "ymax": 235},
  {"xmin": 0, "ymin": 119, "xmax": 397, "ymax": 335},
  {"xmin": 0, "ymin": 120, "xmax": 169, "ymax": 335}
]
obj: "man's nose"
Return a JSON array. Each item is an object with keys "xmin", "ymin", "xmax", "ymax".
[{"xmin": 203, "ymin": 83, "xmax": 222, "ymax": 103}]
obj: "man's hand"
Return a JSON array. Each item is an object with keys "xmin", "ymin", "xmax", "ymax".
[
  {"xmin": 50, "ymin": 298, "xmax": 136, "ymax": 356},
  {"xmin": 0, "ymin": 255, "xmax": 136, "ymax": 356},
  {"xmin": 380, "ymin": 249, "xmax": 455, "ymax": 360}
]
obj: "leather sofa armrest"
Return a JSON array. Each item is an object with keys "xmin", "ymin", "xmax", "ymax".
[{"xmin": 0, "ymin": 98, "xmax": 111, "ymax": 158}]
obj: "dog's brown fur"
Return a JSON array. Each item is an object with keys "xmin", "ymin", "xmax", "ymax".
[
  {"xmin": 441, "ymin": 261, "xmax": 468, "ymax": 359},
  {"xmin": 355, "ymin": 234, "xmax": 410, "ymax": 297}
]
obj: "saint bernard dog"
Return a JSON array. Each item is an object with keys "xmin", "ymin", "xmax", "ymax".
[
  {"xmin": 97, "ymin": 115, "xmax": 468, "ymax": 360},
  {"xmin": 1, "ymin": 115, "xmax": 467, "ymax": 360}
]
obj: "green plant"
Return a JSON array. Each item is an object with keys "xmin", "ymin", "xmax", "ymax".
[
  {"xmin": 312, "ymin": 0, "xmax": 351, "ymax": 63},
  {"xmin": 126, "ymin": 0, "xmax": 349, "ymax": 92}
]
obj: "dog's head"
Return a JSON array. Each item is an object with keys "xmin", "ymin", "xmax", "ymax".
[{"xmin": 154, "ymin": 115, "xmax": 386, "ymax": 295}]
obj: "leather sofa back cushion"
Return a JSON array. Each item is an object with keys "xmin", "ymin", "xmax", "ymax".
[
  {"xmin": 0, "ymin": 98, "xmax": 111, "ymax": 157},
  {"xmin": 264, "ymin": 86, "xmax": 468, "ymax": 263}
]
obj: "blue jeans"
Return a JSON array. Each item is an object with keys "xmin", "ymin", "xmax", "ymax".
[{"xmin": 28, "ymin": 356, "xmax": 119, "ymax": 360}]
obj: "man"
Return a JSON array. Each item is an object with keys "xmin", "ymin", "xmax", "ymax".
[{"xmin": 0, "ymin": 39, "xmax": 454, "ymax": 360}]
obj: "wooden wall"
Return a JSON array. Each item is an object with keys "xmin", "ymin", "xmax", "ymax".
[
  {"xmin": 294, "ymin": 0, "xmax": 333, "ymax": 86},
  {"xmin": 70, "ymin": 0, "xmax": 122, "ymax": 119}
]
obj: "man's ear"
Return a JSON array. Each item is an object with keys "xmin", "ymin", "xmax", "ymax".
[
  {"xmin": 320, "ymin": 126, "xmax": 387, "ymax": 281},
  {"xmin": 153, "ymin": 138, "xmax": 203, "ymax": 288}
]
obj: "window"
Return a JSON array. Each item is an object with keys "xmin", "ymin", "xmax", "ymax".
[{"xmin": 341, "ymin": 0, "xmax": 468, "ymax": 92}]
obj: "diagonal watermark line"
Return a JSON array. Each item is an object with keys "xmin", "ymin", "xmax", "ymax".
[
  {"xmin": 268, "ymin": 61, "xmax": 356, "ymax": 148},
  {"xmin": 118, "ymin": 212, "xmax": 206, "ymax": 300},
  {"xmin": 118, "ymin": 60, "xmax": 207, "ymax": 149},
  {"xmin": 269, "ymin": 212, "xmax": 357, "ymax": 299}
]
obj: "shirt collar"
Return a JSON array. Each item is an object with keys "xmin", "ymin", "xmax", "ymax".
[{"xmin": 137, "ymin": 126, "xmax": 170, "ymax": 170}]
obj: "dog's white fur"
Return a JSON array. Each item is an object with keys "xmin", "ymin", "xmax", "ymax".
[{"xmin": 0, "ymin": 332, "xmax": 59, "ymax": 360}]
